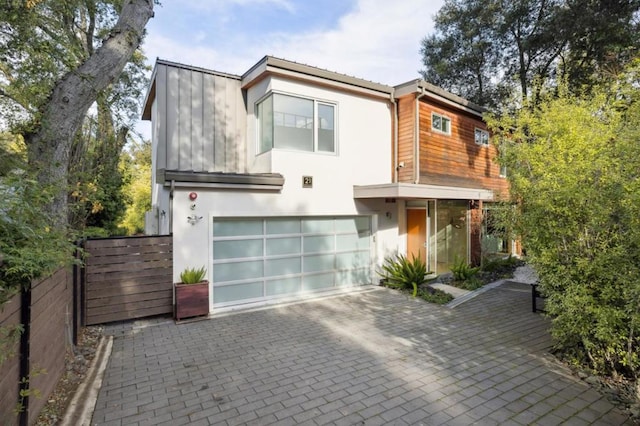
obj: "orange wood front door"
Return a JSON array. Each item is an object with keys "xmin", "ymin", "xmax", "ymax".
[{"xmin": 407, "ymin": 209, "xmax": 427, "ymax": 264}]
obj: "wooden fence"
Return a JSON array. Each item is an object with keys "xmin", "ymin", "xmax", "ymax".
[
  {"xmin": 83, "ymin": 235, "xmax": 173, "ymax": 325},
  {"xmin": 0, "ymin": 268, "xmax": 73, "ymax": 426}
]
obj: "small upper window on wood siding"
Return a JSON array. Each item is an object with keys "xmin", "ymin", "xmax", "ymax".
[
  {"xmin": 474, "ymin": 128, "xmax": 490, "ymax": 146},
  {"xmin": 431, "ymin": 112, "xmax": 451, "ymax": 135}
]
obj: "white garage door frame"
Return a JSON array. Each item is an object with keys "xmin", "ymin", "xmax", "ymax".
[{"xmin": 210, "ymin": 215, "xmax": 375, "ymax": 308}]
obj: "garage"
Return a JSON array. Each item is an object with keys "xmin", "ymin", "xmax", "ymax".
[{"xmin": 211, "ymin": 216, "xmax": 372, "ymax": 307}]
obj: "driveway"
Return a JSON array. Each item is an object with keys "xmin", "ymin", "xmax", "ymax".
[{"xmin": 92, "ymin": 282, "xmax": 633, "ymax": 425}]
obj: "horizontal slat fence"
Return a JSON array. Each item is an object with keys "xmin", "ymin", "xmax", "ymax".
[
  {"xmin": 0, "ymin": 268, "xmax": 73, "ymax": 425},
  {"xmin": 84, "ymin": 236, "xmax": 173, "ymax": 325}
]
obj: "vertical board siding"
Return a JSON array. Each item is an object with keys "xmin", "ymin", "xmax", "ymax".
[
  {"xmin": 155, "ymin": 65, "xmax": 167, "ymax": 171},
  {"xmin": 203, "ymin": 73, "xmax": 216, "ymax": 170},
  {"xmin": 213, "ymin": 75, "xmax": 228, "ymax": 171},
  {"xmin": 84, "ymin": 236, "xmax": 173, "ymax": 325},
  {"xmin": 166, "ymin": 66, "xmax": 180, "ymax": 170},
  {"xmin": 191, "ymin": 71, "xmax": 204, "ymax": 171},
  {"xmin": 178, "ymin": 67, "xmax": 192, "ymax": 170},
  {"xmin": 0, "ymin": 268, "xmax": 73, "ymax": 425},
  {"xmin": 156, "ymin": 62, "xmax": 246, "ymax": 175}
]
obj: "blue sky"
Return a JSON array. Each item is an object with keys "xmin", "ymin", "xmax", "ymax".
[{"xmin": 136, "ymin": 0, "xmax": 445, "ymax": 138}]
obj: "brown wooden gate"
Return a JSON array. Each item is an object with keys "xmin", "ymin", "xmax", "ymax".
[{"xmin": 83, "ymin": 235, "xmax": 173, "ymax": 325}]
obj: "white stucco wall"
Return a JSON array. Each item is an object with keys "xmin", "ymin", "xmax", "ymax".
[{"xmin": 170, "ymin": 76, "xmax": 399, "ymax": 283}]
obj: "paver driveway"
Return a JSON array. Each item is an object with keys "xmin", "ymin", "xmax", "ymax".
[{"xmin": 92, "ymin": 282, "xmax": 633, "ymax": 425}]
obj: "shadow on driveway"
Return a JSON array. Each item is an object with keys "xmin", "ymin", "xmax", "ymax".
[{"xmin": 92, "ymin": 283, "xmax": 633, "ymax": 425}]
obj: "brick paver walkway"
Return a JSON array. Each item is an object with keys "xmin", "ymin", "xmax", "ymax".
[{"xmin": 92, "ymin": 282, "xmax": 633, "ymax": 425}]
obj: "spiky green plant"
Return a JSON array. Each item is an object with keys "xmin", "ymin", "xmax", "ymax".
[
  {"xmin": 378, "ymin": 252, "xmax": 429, "ymax": 297},
  {"xmin": 179, "ymin": 266, "xmax": 207, "ymax": 284}
]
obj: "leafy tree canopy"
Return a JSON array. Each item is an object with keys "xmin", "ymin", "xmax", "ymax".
[{"xmin": 421, "ymin": 0, "xmax": 640, "ymax": 109}]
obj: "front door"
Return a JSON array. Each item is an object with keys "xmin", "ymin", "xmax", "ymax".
[{"xmin": 407, "ymin": 209, "xmax": 427, "ymax": 265}]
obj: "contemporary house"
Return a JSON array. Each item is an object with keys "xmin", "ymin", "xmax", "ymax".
[{"xmin": 142, "ymin": 56, "xmax": 512, "ymax": 311}]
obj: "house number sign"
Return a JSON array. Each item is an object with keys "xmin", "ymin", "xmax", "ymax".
[{"xmin": 302, "ymin": 176, "xmax": 313, "ymax": 188}]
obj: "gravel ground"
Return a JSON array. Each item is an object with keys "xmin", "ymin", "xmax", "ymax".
[{"xmin": 35, "ymin": 326, "xmax": 104, "ymax": 425}]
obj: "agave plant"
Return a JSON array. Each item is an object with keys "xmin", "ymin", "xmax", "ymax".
[
  {"xmin": 179, "ymin": 266, "xmax": 207, "ymax": 284},
  {"xmin": 378, "ymin": 252, "xmax": 428, "ymax": 297}
]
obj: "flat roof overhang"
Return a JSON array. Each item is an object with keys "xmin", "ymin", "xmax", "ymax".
[
  {"xmin": 159, "ymin": 169, "xmax": 284, "ymax": 191},
  {"xmin": 353, "ymin": 183, "xmax": 494, "ymax": 201}
]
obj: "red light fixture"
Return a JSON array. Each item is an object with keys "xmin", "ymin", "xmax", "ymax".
[{"xmin": 188, "ymin": 192, "xmax": 198, "ymax": 201}]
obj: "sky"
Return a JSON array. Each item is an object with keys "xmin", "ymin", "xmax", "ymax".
[{"xmin": 136, "ymin": 0, "xmax": 445, "ymax": 139}]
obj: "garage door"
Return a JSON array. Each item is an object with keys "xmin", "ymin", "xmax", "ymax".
[{"xmin": 212, "ymin": 216, "xmax": 372, "ymax": 307}]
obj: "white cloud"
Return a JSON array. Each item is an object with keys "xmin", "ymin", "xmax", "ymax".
[{"xmin": 143, "ymin": 0, "xmax": 443, "ymax": 85}]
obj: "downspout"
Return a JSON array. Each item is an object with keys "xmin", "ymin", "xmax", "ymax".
[
  {"xmin": 390, "ymin": 89, "xmax": 398, "ymax": 183},
  {"xmin": 169, "ymin": 180, "xmax": 175, "ymax": 235},
  {"xmin": 414, "ymin": 85, "xmax": 427, "ymax": 184}
]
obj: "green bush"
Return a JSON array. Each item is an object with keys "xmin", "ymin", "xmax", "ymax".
[
  {"xmin": 487, "ymin": 76, "xmax": 640, "ymax": 379},
  {"xmin": 179, "ymin": 266, "xmax": 207, "ymax": 284},
  {"xmin": 451, "ymin": 256, "xmax": 479, "ymax": 281},
  {"xmin": 378, "ymin": 252, "xmax": 429, "ymax": 297},
  {"xmin": 418, "ymin": 287, "xmax": 454, "ymax": 304}
]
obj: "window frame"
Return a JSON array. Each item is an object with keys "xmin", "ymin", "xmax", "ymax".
[
  {"xmin": 431, "ymin": 112, "xmax": 451, "ymax": 135},
  {"xmin": 256, "ymin": 92, "xmax": 338, "ymax": 155},
  {"xmin": 474, "ymin": 128, "xmax": 490, "ymax": 147}
]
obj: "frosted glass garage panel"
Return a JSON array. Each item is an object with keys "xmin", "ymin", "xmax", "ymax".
[
  {"xmin": 336, "ymin": 234, "xmax": 370, "ymax": 251},
  {"xmin": 336, "ymin": 252, "xmax": 369, "ymax": 269},
  {"xmin": 302, "ymin": 218, "xmax": 334, "ymax": 234},
  {"xmin": 213, "ymin": 219, "xmax": 262, "ymax": 237},
  {"xmin": 213, "ymin": 239, "xmax": 262, "ymax": 260},
  {"xmin": 214, "ymin": 260, "xmax": 263, "ymax": 282},
  {"xmin": 303, "ymin": 254, "xmax": 335, "ymax": 273},
  {"xmin": 336, "ymin": 268, "xmax": 370, "ymax": 286},
  {"xmin": 214, "ymin": 282, "xmax": 263, "ymax": 303},
  {"xmin": 266, "ymin": 237, "xmax": 300, "ymax": 256},
  {"xmin": 266, "ymin": 277, "xmax": 300, "ymax": 296},
  {"xmin": 335, "ymin": 217, "xmax": 370, "ymax": 233},
  {"xmin": 265, "ymin": 257, "xmax": 301, "ymax": 277},
  {"xmin": 302, "ymin": 273, "xmax": 334, "ymax": 291},
  {"xmin": 266, "ymin": 218, "xmax": 301, "ymax": 235},
  {"xmin": 303, "ymin": 235, "xmax": 334, "ymax": 253}
]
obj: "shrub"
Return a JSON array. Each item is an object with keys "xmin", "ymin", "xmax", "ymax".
[
  {"xmin": 487, "ymin": 78, "xmax": 640, "ymax": 379},
  {"xmin": 451, "ymin": 256, "xmax": 479, "ymax": 281},
  {"xmin": 179, "ymin": 266, "xmax": 207, "ymax": 284},
  {"xmin": 378, "ymin": 253, "xmax": 428, "ymax": 297},
  {"xmin": 418, "ymin": 287, "xmax": 454, "ymax": 304}
]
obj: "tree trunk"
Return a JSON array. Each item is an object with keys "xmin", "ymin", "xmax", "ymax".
[{"xmin": 25, "ymin": 0, "xmax": 154, "ymax": 228}]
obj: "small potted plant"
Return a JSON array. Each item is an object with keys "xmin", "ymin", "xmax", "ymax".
[{"xmin": 175, "ymin": 266, "xmax": 209, "ymax": 321}]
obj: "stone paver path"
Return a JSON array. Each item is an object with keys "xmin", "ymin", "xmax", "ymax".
[{"xmin": 92, "ymin": 282, "xmax": 633, "ymax": 425}]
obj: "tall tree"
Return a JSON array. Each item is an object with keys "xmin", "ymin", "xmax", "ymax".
[
  {"xmin": 0, "ymin": 0, "xmax": 154, "ymax": 228},
  {"xmin": 421, "ymin": 0, "xmax": 640, "ymax": 107}
]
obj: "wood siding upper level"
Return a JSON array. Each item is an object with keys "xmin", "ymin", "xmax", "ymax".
[
  {"xmin": 397, "ymin": 94, "xmax": 509, "ymax": 198},
  {"xmin": 151, "ymin": 62, "xmax": 247, "ymax": 175}
]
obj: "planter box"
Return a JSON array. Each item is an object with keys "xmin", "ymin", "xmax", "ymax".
[{"xmin": 175, "ymin": 281, "xmax": 209, "ymax": 321}]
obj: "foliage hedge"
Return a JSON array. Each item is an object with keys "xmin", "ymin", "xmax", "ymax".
[{"xmin": 487, "ymin": 66, "xmax": 640, "ymax": 379}]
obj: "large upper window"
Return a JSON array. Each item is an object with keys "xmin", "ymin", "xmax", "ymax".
[
  {"xmin": 431, "ymin": 112, "xmax": 451, "ymax": 135},
  {"xmin": 257, "ymin": 93, "xmax": 336, "ymax": 154}
]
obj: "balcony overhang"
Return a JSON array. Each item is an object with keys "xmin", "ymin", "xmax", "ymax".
[
  {"xmin": 353, "ymin": 183, "xmax": 494, "ymax": 201},
  {"xmin": 158, "ymin": 169, "xmax": 284, "ymax": 191}
]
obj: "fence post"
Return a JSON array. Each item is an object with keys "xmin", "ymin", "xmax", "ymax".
[{"xmin": 19, "ymin": 284, "xmax": 32, "ymax": 426}]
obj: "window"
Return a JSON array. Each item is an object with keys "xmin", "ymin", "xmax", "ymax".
[
  {"xmin": 257, "ymin": 93, "xmax": 336, "ymax": 154},
  {"xmin": 431, "ymin": 112, "xmax": 451, "ymax": 134},
  {"xmin": 500, "ymin": 164, "xmax": 507, "ymax": 178},
  {"xmin": 474, "ymin": 128, "xmax": 489, "ymax": 146}
]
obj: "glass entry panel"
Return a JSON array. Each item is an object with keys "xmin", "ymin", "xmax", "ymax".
[{"xmin": 428, "ymin": 200, "xmax": 469, "ymax": 274}]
